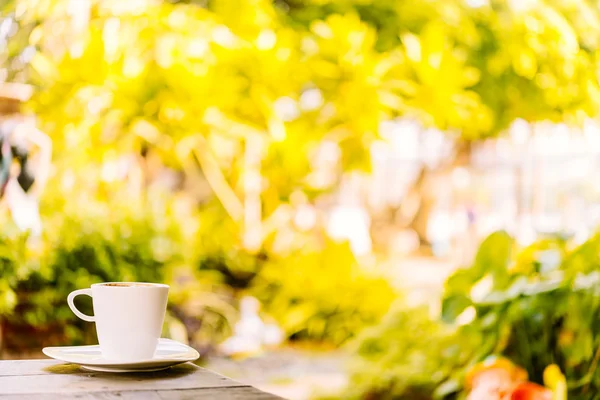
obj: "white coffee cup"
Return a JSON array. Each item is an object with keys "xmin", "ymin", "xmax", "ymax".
[{"xmin": 67, "ymin": 282, "xmax": 169, "ymax": 361}]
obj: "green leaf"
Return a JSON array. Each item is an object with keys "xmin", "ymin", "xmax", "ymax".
[
  {"xmin": 432, "ymin": 377, "xmax": 460, "ymax": 398},
  {"xmin": 473, "ymin": 231, "xmax": 514, "ymax": 274},
  {"xmin": 441, "ymin": 294, "xmax": 472, "ymax": 323}
]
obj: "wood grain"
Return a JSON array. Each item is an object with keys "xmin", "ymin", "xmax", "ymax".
[
  {"xmin": 0, "ymin": 372, "xmax": 242, "ymax": 395},
  {"xmin": 157, "ymin": 387, "xmax": 283, "ymax": 399},
  {"xmin": 0, "ymin": 360, "xmax": 68, "ymax": 376},
  {"xmin": 0, "ymin": 360, "xmax": 267, "ymax": 397},
  {"xmin": 0, "ymin": 360, "xmax": 279, "ymax": 399},
  {"xmin": 0, "ymin": 387, "xmax": 281, "ymax": 400},
  {"xmin": 0, "ymin": 391, "xmax": 162, "ymax": 399}
]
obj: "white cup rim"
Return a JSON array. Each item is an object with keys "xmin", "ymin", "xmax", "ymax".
[{"xmin": 91, "ymin": 282, "xmax": 169, "ymax": 289}]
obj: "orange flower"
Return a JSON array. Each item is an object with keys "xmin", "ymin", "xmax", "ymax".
[
  {"xmin": 510, "ymin": 382, "xmax": 552, "ymax": 400},
  {"xmin": 466, "ymin": 358, "xmax": 528, "ymax": 400}
]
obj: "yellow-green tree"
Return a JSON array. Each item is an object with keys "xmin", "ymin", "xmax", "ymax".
[
  {"xmin": 2, "ymin": 0, "xmax": 599, "ymax": 263},
  {"xmin": 6, "ymin": 0, "xmax": 598, "ymax": 240},
  {"xmin": 285, "ymin": 0, "xmax": 600, "ymax": 134}
]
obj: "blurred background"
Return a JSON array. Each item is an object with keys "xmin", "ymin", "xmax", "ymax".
[{"xmin": 2, "ymin": 0, "xmax": 600, "ymax": 398}]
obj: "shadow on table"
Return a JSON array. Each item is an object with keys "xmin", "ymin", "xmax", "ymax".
[{"xmin": 44, "ymin": 362, "xmax": 198, "ymax": 379}]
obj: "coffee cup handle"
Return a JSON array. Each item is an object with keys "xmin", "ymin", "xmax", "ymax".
[{"xmin": 67, "ymin": 289, "xmax": 95, "ymax": 322}]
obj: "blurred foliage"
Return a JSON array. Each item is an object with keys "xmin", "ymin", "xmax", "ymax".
[
  {"xmin": 5, "ymin": 0, "xmax": 597, "ymax": 169},
  {"xmin": 0, "ymin": 177, "xmax": 396, "ymax": 352},
  {"xmin": 345, "ymin": 231, "xmax": 600, "ymax": 399},
  {"xmin": 283, "ymin": 0, "xmax": 600, "ymax": 134},
  {"xmin": 2, "ymin": 0, "xmax": 600, "ymax": 359},
  {"xmin": 3, "ymin": 0, "xmax": 600, "ymax": 185},
  {"xmin": 253, "ymin": 240, "xmax": 396, "ymax": 345},
  {"xmin": 0, "ymin": 234, "xmax": 27, "ymax": 316},
  {"xmin": 345, "ymin": 304, "xmax": 462, "ymax": 400},
  {"xmin": 1, "ymin": 188, "xmax": 206, "ymax": 350}
]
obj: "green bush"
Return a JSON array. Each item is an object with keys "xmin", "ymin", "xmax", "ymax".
[
  {"xmin": 344, "ymin": 305, "xmax": 465, "ymax": 400},
  {"xmin": 1, "ymin": 194, "xmax": 192, "ymax": 351},
  {"xmin": 440, "ymin": 232, "xmax": 600, "ymax": 399},
  {"xmin": 188, "ymin": 203, "xmax": 398, "ymax": 346},
  {"xmin": 0, "ymin": 234, "xmax": 28, "ymax": 316},
  {"xmin": 252, "ymin": 241, "xmax": 397, "ymax": 345},
  {"xmin": 192, "ymin": 203, "xmax": 267, "ymax": 290},
  {"xmin": 345, "ymin": 231, "xmax": 600, "ymax": 399}
]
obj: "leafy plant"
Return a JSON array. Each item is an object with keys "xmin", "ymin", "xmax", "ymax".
[
  {"xmin": 185, "ymin": 202, "xmax": 398, "ymax": 345},
  {"xmin": 0, "ymin": 233, "xmax": 28, "ymax": 316},
  {"xmin": 1, "ymin": 193, "xmax": 191, "ymax": 350},
  {"xmin": 440, "ymin": 232, "xmax": 600, "ymax": 399},
  {"xmin": 345, "ymin": 231, "xmax": 600, "ymax": 399},
  {"xmin": 252, "ymin": 241, "xmax": 397, "ymax": 345},
  {"xmin": 343, "ymin": 304, "xmax": 465, "ymax": 400}
]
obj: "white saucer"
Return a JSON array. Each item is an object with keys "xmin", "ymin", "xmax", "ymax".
[{"xmin": 42, "ymin": 338, "xmax": 200, "ymax": 372}]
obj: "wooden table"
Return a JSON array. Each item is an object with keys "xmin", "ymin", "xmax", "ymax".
[{"xmin": 0, "ymin": 360, "xmax": 281, "ymax": 399}]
